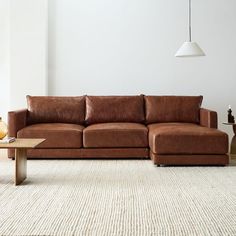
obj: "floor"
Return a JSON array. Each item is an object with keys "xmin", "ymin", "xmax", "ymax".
[{"xmin": 0, "ymin": 150, "xmax": 236, "ymax": 235}]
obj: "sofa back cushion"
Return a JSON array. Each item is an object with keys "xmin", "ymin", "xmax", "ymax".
[
  {"xmin": 85, "ymin": 95, "xmax": 145, "ymax": 125},
  {"xmin": 145, "ymin": 95, "xmax": 203, "ymax": 124},
  {"xmin": 27, "ymin": 96, "xmax": 85, "ymax": 124}
]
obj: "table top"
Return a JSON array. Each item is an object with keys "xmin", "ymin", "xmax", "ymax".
[{"xmin": 0, "ymin": 138, "xmax": 45, "ymax": 149}]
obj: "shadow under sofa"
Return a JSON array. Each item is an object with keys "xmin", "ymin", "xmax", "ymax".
[{"xmin": 8, "ymin": 95, "xmax": 229, "ymax": 166}]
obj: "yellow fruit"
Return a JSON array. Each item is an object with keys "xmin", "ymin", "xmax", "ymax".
[{"xmin": 0, "ymin": 117, "xmax": 8, "ymax": 139}]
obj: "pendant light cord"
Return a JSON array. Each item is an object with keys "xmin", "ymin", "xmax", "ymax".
[{"xmin": 189, "ymin": 0, "xmax": 192, "ymax": 42}]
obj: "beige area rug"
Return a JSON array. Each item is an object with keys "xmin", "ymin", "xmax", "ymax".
[{"xmin": 0, "ymin": 159, "xmax": 236, "ymax": 236}]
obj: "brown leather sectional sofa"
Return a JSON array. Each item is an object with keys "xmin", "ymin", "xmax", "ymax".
[{"xmin": 8, "ymin": 95, "xmax": 229, "ymax": 165}]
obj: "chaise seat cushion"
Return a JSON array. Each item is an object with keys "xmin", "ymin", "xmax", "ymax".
[
  {"xmin": 83, "ymin": 123, "xmax": 148, "ymax": 148},
  {"xmin": 148, "ymin": 123, "xmax": 228, "ymax": 155},
  {"xmin": 17, "ymin": 123, "xmax": 84, "ymax": 148}
]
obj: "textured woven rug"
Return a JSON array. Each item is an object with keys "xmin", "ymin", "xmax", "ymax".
[{"xmin": 0, "ymin": 159, "xmax": 236, "ymax": 236}]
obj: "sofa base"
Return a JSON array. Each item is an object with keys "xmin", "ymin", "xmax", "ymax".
[
  {"xmin": 8, "ymin": 148, "xmax": 150, "ymax": 159},
  {"xmin": 8, "ymin": 148, "xmax": 229, "ymax": 165},
  {"xmin": 150, "ymin": 151, "xmax": 229, "ymax": 166}
]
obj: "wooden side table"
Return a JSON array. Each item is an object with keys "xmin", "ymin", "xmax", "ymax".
[
  {"xmin": 223, "ymin": 122, "xmax": 236, "ymax": 158},
  {"xmin": 0, "ymin": 138, "xmax": 45, "ymax": 185}
]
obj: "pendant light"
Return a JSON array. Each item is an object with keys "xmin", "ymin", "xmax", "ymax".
[{"xmin": 175, "ymin": 0, "xmax": 205, "ymax": 57}]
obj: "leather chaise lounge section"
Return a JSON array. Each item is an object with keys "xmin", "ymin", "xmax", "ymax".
[{"xmin": 8, "ymin": 95, "xmax": 229, "ymax": 165}]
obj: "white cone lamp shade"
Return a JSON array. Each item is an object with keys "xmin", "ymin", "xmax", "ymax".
[
  {"xmin": 175, "ymin": 0, "xmax": 205, "ymax": 57},
  {"xmin": 175, "ymin": 42, "xmax": 205, "ymax": 57}
]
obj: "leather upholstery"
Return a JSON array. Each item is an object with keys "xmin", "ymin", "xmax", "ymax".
[
  {"xmin": 150, "ymin": 152, "xmax": 229, "ymax": 165},
  {"xmin": 148, "ymin": 123, "xmax": 228, "ymax": 154},
  {"xmin": 7, "ymin": 95, "xmax": 229, "ymax": 166},
  {"xmin": 27, "ymin": 96, "xmax": 85, "ymax": 124},
  {"xmin": 83, "ymin": 123, "xmax": 148, "ymax": 148},
  {"xmin": 17, "ymin": 123, "xmax": 84, "ymax": 148},
  {"xmin": 145, "ymin": 96, "xmax": 203, "ymax": 124},
  {"xmin": 8, "ymin": 109, "xmax": 28, "ymax": 158},
  {"xmin": 8, "ymin": 109, "xmax": 28, "ymax": 137},
  {"xmin": 26, "ymin": 148, "xmax": 149, "ymax": 158},
  {"xmin": 85, "ymin": 96, "xmax": 145, "ymax": 125},
  {"xmin": 200, "ymin": 108, "xmax": 217, "ymax": 128}
]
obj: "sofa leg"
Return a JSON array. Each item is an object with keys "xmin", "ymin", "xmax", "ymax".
[{"xmin": 156, "ymin": 164, "xmax": 166, "ymax": 167}]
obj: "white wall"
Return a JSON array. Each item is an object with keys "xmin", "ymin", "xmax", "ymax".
[
  {"xmin": 0, "ymin": 0, "xmax": 10, "ymax": 122},
  {"xmin": 1, "ymin": 0, "xmax": 236, "ymax": 136},
  {"xmin": 48, "ymin": 0, "xmax": 236, "ymax": 135},
  {"xmin": 9, "ymin": 0, "xmax": 48, "ymax": 110},
  {"xmin": 0, "ymin": 0, "xmax": 48, "ymax": 121}
]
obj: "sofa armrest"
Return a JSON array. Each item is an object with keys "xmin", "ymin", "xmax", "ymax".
[
  {"xmin": 200, "ymin": 108, "xmax": 217, "ymax": 129},
  {"xmin": 8, "ymin": 109, "xmax": 28, "ymax": 138}
]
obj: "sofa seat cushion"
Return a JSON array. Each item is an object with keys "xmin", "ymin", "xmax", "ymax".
[
  {"xmin": 17, "ymin": 123, "xmax": 84, "ymax": 148},
  {"xmin": 83, "ymin": 123, "xmax": 148, "ymax": 148},
  {"xmin": 148, "ymin": 123, "xmax": 228, "ymax": 154}
]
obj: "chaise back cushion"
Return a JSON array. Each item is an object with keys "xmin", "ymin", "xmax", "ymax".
[
  {"xmin": 27, "ymin": 96, "xmax": 85, "ymax": 124},
  {"xmin": 85, "ymin": 95, "xmax": 145, "ymax": 125},
  {"xmin": 145, "ymin": 95, "xmax": 203, "ymax": 124}
]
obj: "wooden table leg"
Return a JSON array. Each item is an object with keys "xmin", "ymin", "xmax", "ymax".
[
  {"xmin": 15, "ymin": 148, "xmax": 27, "ymax": 185},
  {"xmin": 231, "ymin": 136, "xmax": 236, "ymax": 153}
]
